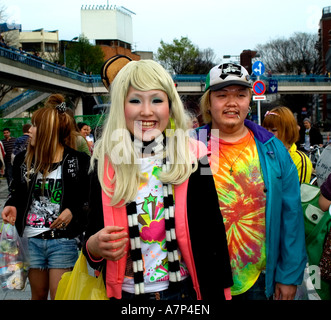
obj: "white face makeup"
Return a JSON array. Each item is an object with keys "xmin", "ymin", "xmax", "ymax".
[{"xmin": 124, "ymin": 87, "xmax": 170, "ymax": 141}]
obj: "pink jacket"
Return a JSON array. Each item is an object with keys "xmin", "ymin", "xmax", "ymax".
[{"xmin": 100, "ymin": 140, "xmax": 231, "ymax": 300}]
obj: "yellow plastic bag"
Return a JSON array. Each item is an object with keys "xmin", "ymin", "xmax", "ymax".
[{"xmin": 55, "ymin": 251, "xmax": 108, "ymax": 300}]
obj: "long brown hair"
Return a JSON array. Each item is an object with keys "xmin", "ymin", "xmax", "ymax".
[{"xmin": 25, "ymin": 94, "xmax": 72, "ymax": 178}]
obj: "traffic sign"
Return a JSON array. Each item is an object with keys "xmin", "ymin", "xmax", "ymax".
[
  {"xmin": 268, "ymin": 79, "xmax": 278, "ymax": 93},
  {"xmin": 252, "ymin": 61, "xmax": 265, "ymax": 76},
  {"xmin": 252, "ymin": 80, "xmax": 266, "ymax": 95},
  {"xmin": 253, "ymin": 95, "xmax": 266, "ymax": 101}
]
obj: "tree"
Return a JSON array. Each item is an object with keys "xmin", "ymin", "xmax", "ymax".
[
  {"xmin": 156, "ymin": 37, "xmax": 200, "ymax": 74},
  {"xmin": 156, "ymin": 36, "xmax": 218, "ymax": 74},
  {"xmin": 255, "ymin": 32, "xmax": 320, "ymax": 124},
  {"xmin": 192, "ymin": 48, "xmax": 217, "ymax": 74},
  {"xmin": 65, "ymin": 35, "xmax": 105, "ymax": 74},
  {"xmin": 255, "ymin": 32, "xmax": 319, "ymax": 75},
  {"xmin": 0, "ymin": 4, "xmax": 13, "ymax": 103}
]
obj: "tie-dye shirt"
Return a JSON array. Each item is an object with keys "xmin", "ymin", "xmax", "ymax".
[
  {"xmin": 122, "ymin": 156, "xmax": 189, "ymax": 294},
  {"xmin": 208, "ymin": 130, "xmax": 266, "ymax": 295}
]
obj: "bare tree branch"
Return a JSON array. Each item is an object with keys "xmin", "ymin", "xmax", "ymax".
[{"xmin": 255, "ymin": 32, "xmax": 319, "ymax": 75}]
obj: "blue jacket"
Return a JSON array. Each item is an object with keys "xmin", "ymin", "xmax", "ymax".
[{"xmin": 196, "ymin": 120, "xmax": 307, "ymax": 297}]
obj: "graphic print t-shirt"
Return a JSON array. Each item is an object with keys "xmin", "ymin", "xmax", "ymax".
[
  {"xmin": 208, "ymin": 130, "xmax": 266, "ymax": 295},
  {"xmin": 24, "ymin": 164, "xmax": 62, "ymax": 238},
  {"xmin": 122, "ymin": 156, "xmax": 189, "ymax": 294}
]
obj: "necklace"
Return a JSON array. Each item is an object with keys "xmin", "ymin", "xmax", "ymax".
[{"xmin": 219, "ymin": 130, "xmax": 252, "ymax": 175}]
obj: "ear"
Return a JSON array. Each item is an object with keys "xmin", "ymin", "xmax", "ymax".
[{"xmin": 100, "ymin": 55, "xmax": 132, "ymax": 90}]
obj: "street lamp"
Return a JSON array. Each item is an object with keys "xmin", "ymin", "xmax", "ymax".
[{"xmin": 63, "ymin": 36, "xmax": 78, "ymax": 67}]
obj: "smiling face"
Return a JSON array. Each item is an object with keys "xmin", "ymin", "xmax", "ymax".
[
  {"xmin": 80, "ymin": 125, "xmax": 89, "ymax": 137},
  {"xmin": 209, "ymin": 85, "xmax": 251, "ymax": 133},
  {"xmin": 124, "ymin": 87, "xmax": 170, "ymax": 141}
]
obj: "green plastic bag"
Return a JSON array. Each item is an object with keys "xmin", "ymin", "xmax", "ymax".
[
  {"xmin": 55, "ymin": 251, "xmax": 108, "ymax": 300},
  {"xmin": 301, "ymin": 183, "xmax": 331, "ymax": 300}
]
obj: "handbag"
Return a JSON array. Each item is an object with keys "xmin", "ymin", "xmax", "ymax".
[
  {"xmin": 319, "ymin": 227, "xmax": 331, "ymax": 281},
  {"xmin": 55, "ymin": 251, "xmax": 108, "ymax": 300}
]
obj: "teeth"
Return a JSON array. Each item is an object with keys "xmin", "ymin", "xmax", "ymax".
[{"xmin": 141, "ymin": 121, "xmax": 155, "ymax": 127}]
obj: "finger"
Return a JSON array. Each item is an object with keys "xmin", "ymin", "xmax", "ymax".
[
  {"xmin": 104, "ymin": 226, "xmax": 126, "ymax": 234},
  {"xmin": 3, "ymin": 216, "xmax": 15, "ymax": 225},
  {"xmin": 99, "ymin": 237, "xmax": 128, "ymax": 251},
  {"xmin": 50, "ymin": 219, "xmax": 67, "ymax": 229},
  {"xmin": 50, "ymin": 220, "xmax": 59, "ymax": 229},
  {"xmin": 103, "ymin": 245, "xmax": 127, "ymax": 261},
  {"xmin": 109, "ymin": 232, "xmax": 129, "ymax": 241},
  {"xmin": 10, "ymin": 217, "xmax": 16, "ymax": 226},
  {"xmin": 99, "ymin": 228, "xmax": 128, "ymax": 242}
]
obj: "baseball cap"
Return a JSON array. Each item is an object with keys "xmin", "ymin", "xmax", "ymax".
[{"xmin": 205, "ymin": 63, "xmax": 252, "ymax": 91}]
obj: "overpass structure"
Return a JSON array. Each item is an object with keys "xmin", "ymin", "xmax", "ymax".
[
  {"xmin": 0, "ymin": 46, "xmax": 330, "ymax": 117},
  {"xmin": 172, "ymin": 74, "xmax": 331, "ymax": 95}
]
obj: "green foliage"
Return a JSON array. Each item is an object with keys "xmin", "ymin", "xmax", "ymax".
[
  {"xmin": 66, "ymin": 35, "xmax": 105, "ymax": 74},
  {"xmin": 156, "ymin": 36, "xmax": 200, "ymax": 74},
  {"xmin": 156, "ymin": 36, "xmax": 217, "ymax": 75}
]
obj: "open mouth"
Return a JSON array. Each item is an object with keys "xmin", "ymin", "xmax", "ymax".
[
  {"xmin": 136, "ymin": 120, "xmax": 158, "ymax": 130},
  {"xmin": 223, "ymin": 110, "xmax": 239, "ymax": 117}
]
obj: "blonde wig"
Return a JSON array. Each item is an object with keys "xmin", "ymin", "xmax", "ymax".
[
  {"xmin": 91, "ymin": 60, "xmax": 198, "ymax": 206},
  {"xmin": 262, "ymin": 106, "xmax": 299, "ymax": 148}
]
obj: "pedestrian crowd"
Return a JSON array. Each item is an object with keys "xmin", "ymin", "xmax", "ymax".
[{"xmin": 1, "ymin": 58, "xmax": 330, "ymax": 302}]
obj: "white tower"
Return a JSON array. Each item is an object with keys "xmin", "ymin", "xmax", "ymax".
[{"xmin": 81, "ymin": 4, "xmax": 135, "ymax": 48}]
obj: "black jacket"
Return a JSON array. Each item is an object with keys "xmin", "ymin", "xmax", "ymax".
[
  {"xmin": 6, "ymin": 147, "xmax": 90, "ymax": 237},
  {"xmin": 299, "ymin": 126, "xmax": 323, "ymax": 146}
]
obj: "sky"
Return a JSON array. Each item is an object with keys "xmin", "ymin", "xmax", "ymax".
[{"xmin": 1, "ymin": 0, "xmax": 331, "ymax": 61}]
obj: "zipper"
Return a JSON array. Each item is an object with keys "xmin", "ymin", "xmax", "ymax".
[{"xmin": 60, "ymin": 153, "xmax": 69, "ymax": 211}]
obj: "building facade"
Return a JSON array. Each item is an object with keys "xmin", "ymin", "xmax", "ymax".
[
  {"xmin": 1, "ymin": 26, "xmax": 59, "ymax": 61},
  {"xmin": 318, "ymin": 6, "xmax": 331, "ymax": 123},
  {"xmin": 81, "ymin": 4, "xmax": 141, "ymax": 61}
]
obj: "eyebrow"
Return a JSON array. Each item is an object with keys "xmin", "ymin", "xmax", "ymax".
[{"xmin": 220, "ymin": 88, "xmax": 248, "ymax": 92}]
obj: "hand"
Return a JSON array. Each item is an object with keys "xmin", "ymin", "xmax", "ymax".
[
  {"xmin": 50, "ymin": 208, "xmax": 72, "ymax": 229},
  {"xmin": 87, "ymin": 226, "xmax": 129, "ymax": 261},
  {"xmin": 274, "ymin": 283, "xmax": 297, "ymax": 300},
  {"xmin": 1, "ymin": 206, "xmax": 17, "ymax": 225}
]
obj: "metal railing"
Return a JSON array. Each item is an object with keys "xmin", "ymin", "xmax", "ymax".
[
  {"xmin": 0, "ymin": 46, "xmax": 101, "ymax": 84},
  {"xmin": 1, "ymin": 44, "xmax": 330, "ymax": 87},
  {"xmin": 0, "ymin": 90, "xmax": 38, "ymax": 111},
  {"xmin": 172, "ymin": 74, "xmax": 331, "ymax": 85}
]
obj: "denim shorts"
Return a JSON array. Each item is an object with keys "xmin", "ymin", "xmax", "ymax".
[{"xmin": 28, "ymin": 237, "xmax": 78, "ymax": 269}]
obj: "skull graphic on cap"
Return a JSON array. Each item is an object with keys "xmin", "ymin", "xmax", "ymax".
[{"xmin": 219, "ymin": 63, "xmax": 242, "ymax": 79}]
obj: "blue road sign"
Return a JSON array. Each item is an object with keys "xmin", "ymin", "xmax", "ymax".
[
  {"xmin": 252, "ymin": 61, "xmax": 265, "ymax": 76},
  {"xmin": 253, "ymin": 80, "xmax": 266, "ymax": 95},
  {"xmin": 268, "ymin": 79, "xmax": 278, "ymax": 93}
]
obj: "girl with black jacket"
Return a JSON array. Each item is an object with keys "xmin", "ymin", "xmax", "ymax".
[{"xmin": 1, "ymin": 94, "xmax": 90, "ymax": 300}]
